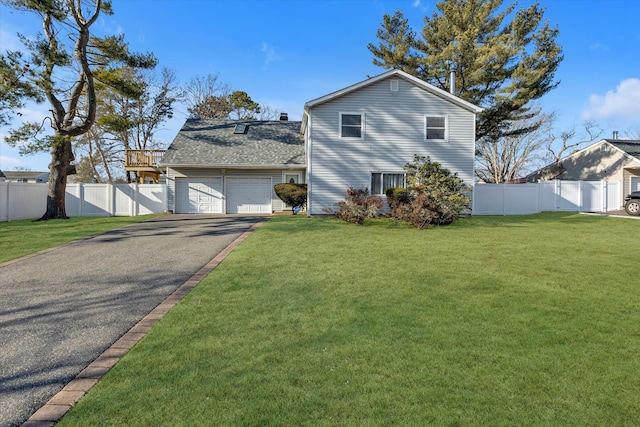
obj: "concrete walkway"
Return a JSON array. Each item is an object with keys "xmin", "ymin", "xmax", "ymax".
[{"xmin": 0, "ymin": 215, "xmax": 266, "ymax": 427}]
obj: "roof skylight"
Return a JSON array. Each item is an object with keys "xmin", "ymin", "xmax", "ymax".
[{"xmin": 233, "ymin": 124, "xmax": 249, "ymax": 134}]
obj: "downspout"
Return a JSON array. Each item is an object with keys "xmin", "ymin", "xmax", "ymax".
[{"xmin": 304, "ymin": 109, "xmax": 312, "ymax": 216}]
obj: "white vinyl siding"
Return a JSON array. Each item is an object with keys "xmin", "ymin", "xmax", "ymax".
[
  {"xmin": 306, "ymin": 77, "xmax": 476, "ymax": 215},
  {"xmin": 339, "ymin": 112, "xmax": 364, "ymax": 139}
]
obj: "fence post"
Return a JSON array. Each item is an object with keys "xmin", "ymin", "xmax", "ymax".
[
  {"xmin": 472, "ymin": 184, "xmax": 476, "ymax": 215},
  {"xmin": 108, "ymin": 183, "xmax": 114, "ymax": 216},
  {"xmin": 578, "ymin": 180, "xmax": 583, "ymax": 212},
  {"xmin": 77, "ymin": 183, "xmax": 83, "ymax": 216},
  {"xmin": 133, "ymin": 183, "xmax": 139, "ymax": 216},
  {"xmin": 6, "ymin": 181, "xmax": 12, "ymax": 222}
]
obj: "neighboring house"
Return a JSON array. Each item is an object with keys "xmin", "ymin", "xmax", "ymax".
[
  {"xmin": 161, "ymin": 119, "xmax": 305, "ymax": 214},
  {"xmin": 302, "ymin": 69, "xmax": 482, "ymax": 215},
  {"xmin": 1, "ymin": 171, "xmax": 49, "ymax": 183},
  {"xmin": 527, "ymin": 139, "xmax": 640, "ymax": 203},
  {"xmin": 161, "ymin": 69, "xmax": 482, "ymax": 215}
]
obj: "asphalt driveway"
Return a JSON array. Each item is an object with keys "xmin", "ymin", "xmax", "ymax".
[{"xmin": 0, "ymin": 214, "xmax": 265, "ymax": 427}]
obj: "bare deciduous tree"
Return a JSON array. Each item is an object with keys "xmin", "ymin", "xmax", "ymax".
[
  {"xmin": 529, "ymin": 121, "xmax": 604, "ymax": 181},
  {"xmin": 184, "ymin": 74, "xmax": 282, "ymax": 121},
  {"xmin": 475, "ymin": 111, "xmax": 553, "ymax": 183},
  {"xmin": 259, "ymin": 105, "xmax": 281, "ymax": 121},
  {"xmin": 76, "ymin": 67, "xmax": 181, "ymax": 183},
  {"xmin": 546, "ymin": 121, "xmax": 603, "ymax": 164},
  {"xmin": 624, "ymin": 127, "xmax": 640, "ymax": 140},
  {"xmin": 184, "ymin": 74, "xmax": 231, "ymax": 119}
]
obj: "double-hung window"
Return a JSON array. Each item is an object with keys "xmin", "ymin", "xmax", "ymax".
[
  {"xmin": 371, "ymin": 172, "xmax": 406, "ymax": 196},
  {"xmin": 425, "ymin": 115, "xmax": 448, "ymax": 141},
  {"xmin": 340, "ymin": 113, "xmax": 364, "ymax": 139}
]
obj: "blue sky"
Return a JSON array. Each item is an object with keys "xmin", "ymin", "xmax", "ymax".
[{"xmin": 1, "ymin": 0, "xmax": 639, "ymax": 172}]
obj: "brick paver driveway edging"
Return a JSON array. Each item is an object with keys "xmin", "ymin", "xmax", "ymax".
[{"xmin": 0, "ymin": 214, "xmax": 266, "ymax": 427}]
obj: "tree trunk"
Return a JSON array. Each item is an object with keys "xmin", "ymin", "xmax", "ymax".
[{"xmin": 39, "ymin": 136, "xmax": 75, "ymax": 220}]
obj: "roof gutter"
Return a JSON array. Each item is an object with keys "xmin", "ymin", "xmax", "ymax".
[{"xmin": 159, "ymin": 163, "xmax": 306, "ymax": 170}]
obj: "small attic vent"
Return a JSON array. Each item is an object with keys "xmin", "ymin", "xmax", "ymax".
[
  {"xmin": 390, "ymin": 79, "xmax": 399, "ymax": 92},
  {"xmin": 233, "ymin": 124, "xmax": 249, "ymax": 134}
]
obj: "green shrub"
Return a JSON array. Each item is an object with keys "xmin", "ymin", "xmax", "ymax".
[
  {"xmin": 334, "ymin": 187, "xmax": 384, "ymax": 225},
  {"xmin": 274, "ymin": 183, "xmax": 307, "ymax": 214},
  {"xmin": 385, "ymin": 187, "xmax": 411, "ymax": 209},
  {"xmin": 387, "ymin": 155, "xmax": 471, "ymax": 228}
]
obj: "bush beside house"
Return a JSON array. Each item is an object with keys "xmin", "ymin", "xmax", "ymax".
[
  {"xmin": 387, "ymin": 155, "xmax": 471, "ymax": 228},
  {"xmin": 333, "ymin": 188, "xmax": 384, "ymax": 224},
  {"xmin": 334, "ymin": 155, "xmax": 471, "ymax": 228},
  {"xmin": 274, "ymin": 183, "xmax": 307, "ymax": 214}
]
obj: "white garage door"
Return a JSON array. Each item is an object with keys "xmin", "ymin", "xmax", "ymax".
[
  {"xmin": 175, "ymin": 178, "xmax": 223, "ymax": 214},
  {"xmin": 226, "ymin": 177, "xmax": 272, "ymax": 214}
]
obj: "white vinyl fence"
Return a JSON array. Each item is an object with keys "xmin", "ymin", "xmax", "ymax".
[
  {"xmin": 0, "ymin": 182, "xmax": 167, "ymax": 222},
  {"xmin": 473, "ymin": 180, "xmax": 621, "ymax": 215}
]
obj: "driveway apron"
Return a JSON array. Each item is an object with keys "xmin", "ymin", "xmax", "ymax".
[{"xmin": 0, "ymin": 215, "xmax": 265, "ymax": 427}]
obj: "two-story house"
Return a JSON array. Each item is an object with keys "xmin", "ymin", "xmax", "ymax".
[
  {"xmin": 160, "ymin": 69, "xmax": 482, "ymax": 215},
  {"xmin": 302, "ymin": 69, "xmax": 482, "ymax": 215}
]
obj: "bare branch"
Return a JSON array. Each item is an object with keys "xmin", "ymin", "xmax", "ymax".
[{"xmin": 547, "ymin": 121, "xmax": 603, "ymax": 164}]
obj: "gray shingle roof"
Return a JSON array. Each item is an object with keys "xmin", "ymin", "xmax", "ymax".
[
  {"xmin": 161, "ymin": 119, "xmax": 305, "ymax": 167},
  {"xmin": 606, "ymin": 139, "xmax": 640, "ymax": 160}
]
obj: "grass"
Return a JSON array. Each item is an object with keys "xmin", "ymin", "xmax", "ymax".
[
  {"xmin": 57, "ymin": 212, "xmax": 639, "ymax": 426},
  {"xmin": 0, "ymin": 214, "xmax": 162, "ymax": 263}
]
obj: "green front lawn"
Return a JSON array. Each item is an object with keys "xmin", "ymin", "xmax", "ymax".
[
  {"xmin": 59, "ymin": 213, "xmax": 639, "ymax": 426},
  {"xmin": 0, "ymin": 214, "xmax": 162, "ymax": 263}
]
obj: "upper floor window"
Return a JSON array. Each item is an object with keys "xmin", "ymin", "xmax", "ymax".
[
  {"xmin": 371, "ymin": 172, "xmax": 406, "ymax": 195},
  {"xmin": 425, "ymin": 115, "xmax": 448, "ymax": 141},
  {"xmin": 340, "ymin": 113, "xmax": 364, "ymax": 139}
]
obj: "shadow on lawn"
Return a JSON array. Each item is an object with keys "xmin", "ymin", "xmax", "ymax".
[
  {"xmin": 266, "ymin": 211, "xmax": 616, "ymax": 234},
  {"xmin": 263, "ymin": 215, "xmax": 344, "ymax": 233},
  {"xmin": 458, "ymin": 212, "xmax": 592, "ymax": 228}
]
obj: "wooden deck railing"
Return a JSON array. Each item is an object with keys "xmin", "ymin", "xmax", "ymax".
[{"xmin": 125, "ymin": 150, "xmax": 166, "ymax": 167}]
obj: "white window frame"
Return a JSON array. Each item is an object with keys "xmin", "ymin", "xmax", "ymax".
[
  {"xmin": 339, "ymin": 112, "xmax": 365, "ymax": 139},
  {"xmin": 282, "ymin": 172, "xmax": 301, "ymax": 184},
  {"xmin": 371, "ymin": 172, "xmax": 406, "ymax": 196},
  {"xmin": 424, "ymin": 115, "xmax": 448, "ymax": 142}
]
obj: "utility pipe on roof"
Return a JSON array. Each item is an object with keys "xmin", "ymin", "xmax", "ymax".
[{"xmin": 449, "ymin": 67, "xmax": 456, "ymax": 95}]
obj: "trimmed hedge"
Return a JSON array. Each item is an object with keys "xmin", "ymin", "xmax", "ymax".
[{"xmin": 274, "ymin": 183, "xmax": 307, "ymax": 214}]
